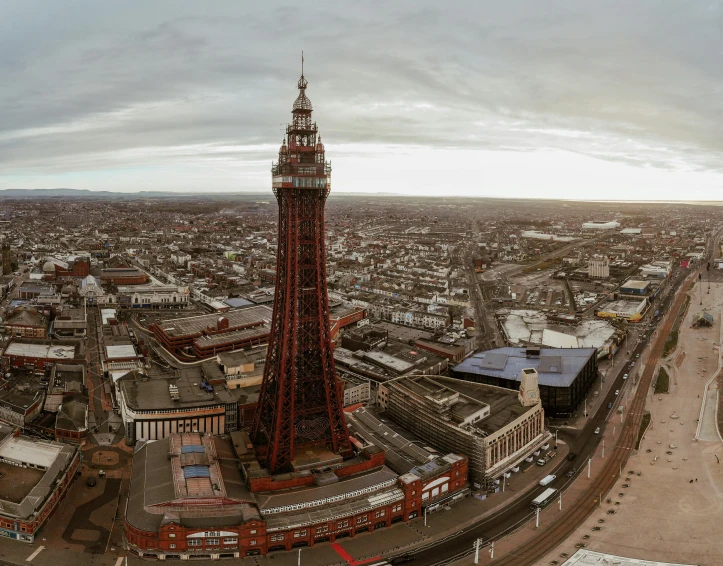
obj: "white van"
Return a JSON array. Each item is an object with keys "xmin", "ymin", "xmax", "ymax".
[{"xmin": 539, "ymin": 474, "xmax": 556, "ymax": 487}]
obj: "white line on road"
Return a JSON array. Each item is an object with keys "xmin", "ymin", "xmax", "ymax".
[
  {"xmin": 114, "ymin": 557, "xmax": 125, "ymax": 566},
  {"xmin": 26, "ymin": 546, "xmax": 45, "ymax": 562}
]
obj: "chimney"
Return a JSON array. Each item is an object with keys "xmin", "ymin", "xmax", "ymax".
[{"xmin": 519, "ymin": 368, "xmax": 540, "ymax": 407}]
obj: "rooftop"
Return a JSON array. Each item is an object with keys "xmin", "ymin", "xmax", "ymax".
[
  {"xmin": 157, "ymin": 305, "xmax": 272, "ymax": 338},
  {"xmin": 454, "ymin": 347, "xmax": 596, "ymax": 388}
]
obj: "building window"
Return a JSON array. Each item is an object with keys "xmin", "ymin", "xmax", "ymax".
[
  {"xmin": 356, "ymin": 516, "xmax": 368, "ymax": 525},
  {"xmin": 223, "ymin": 538, "xmax": 237, "ymax": 545},
  {"xmin": 168, "ymin": 533, "xmax": 176, "ymax": 538},
  {"xmin": 293, "ymin": 530, "xmax": 307, "ymax": 538},
  {"xmin": 316, "ymin": 525, "xmax": 329, "ymax": 534},
  {"xmin": 270, "ymin": 534, "xmax": 285, "ymax": 542},
  {"xmin": 375, "ymin": 510, "xmax": 385, "ymax": 518},
  {"xmin": 250, "ymin": 540, "xmax": 257, "ymax": 546},
  {"xmin": 169, "ymin": 544, "xmax": 176, "ymax": 549},
  {"xmin": 188, "ymin": 539, "xmax": 201, "ymax": 547},
  {"xmin": 205, "ymin": 538, "xmax": 219, "ymax": 546},
  {"xmin": 337, "ymin": 520, "xmax": 349, "ymax": 529},
  {"xmin": 392, "ymin": 504, "xmax": 402, "ymax": 513}
]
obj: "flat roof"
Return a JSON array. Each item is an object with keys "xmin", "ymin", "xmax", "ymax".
[
  {"xmin": 105, "ymin": 344, "xmax": 138, "ymax": 359},
  {"xmin": 454, "ymin": 347, "xmax": 596, "ymax": 388},
  {"xmin": 193, "ymin": 324, "xmax": 270, "ymax": 348},
  {"xmin": 0, "ymin": 436, "xmax": 63, "ymax": 468},
  {"xmin": 394, "ymin": 375, "xmax": 534, "ymax": 434},
  {"xmin": 4, "ymin": 342, "xmax": 77, "ymax": 360},
  {"xmin": 621, "ymin": 279, "xmax": 650, "ymax": 290},
  {"xmin": 561, "ymin": 550, "xmax": 696, "ymax": 566},
  {"xmin": 158, "ymin": 305, "xmax": 272, "ymax": 338},
  {"xmin": 0, "ymin": 462, "xmax": 44, "ymax": 503}
]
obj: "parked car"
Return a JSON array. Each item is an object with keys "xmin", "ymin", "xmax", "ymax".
[
  {"xmin": 86, "ymin": 476, "xmax": 97, "ymax": 487},
  {"xmin": 615, "ymin": 389, "xmax": 620, "ymax": 396},
  {"xmin": 567, "ymin": 452, "xmax": 578, "ymax": 461},
  {"xmin": 623, "ymin": 374, "xmax": 629, "ymax": 380},
  {"xmin": 608, "ymin": 402, "xmax": 613, "ymax": 409},
  {"xmin": 594, "ymin": 427, "xmax": 601, "ymax": 434}
]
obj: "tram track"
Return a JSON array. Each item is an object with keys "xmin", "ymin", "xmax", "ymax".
[{"xmin": 485, "ymin": 270, "xmax": 698, "ymax": 566}]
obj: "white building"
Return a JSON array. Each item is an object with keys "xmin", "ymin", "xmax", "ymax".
[
  {"xmin": 588, "ymin": 256, "xmax": 610, "ymax": 278},
  {"xmin": 117, "ymin": 284, "xmax": 190, "ymax": 308},
  {"xmin": 581, "ymin": 221, "xmax": 620, "ymax": 230}
]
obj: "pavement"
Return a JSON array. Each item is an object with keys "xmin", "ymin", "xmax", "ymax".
[{"xmin": 525, "ymin": 279, "xmax": 723, "ymax": 566}]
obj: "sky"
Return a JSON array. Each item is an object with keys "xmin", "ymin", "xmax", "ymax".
[{"xmin": 1, "ymin": 0, "xmax": 722, "ymax": 200}]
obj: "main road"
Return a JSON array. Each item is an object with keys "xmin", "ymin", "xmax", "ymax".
[{"xmin": 409, "ymin": 225, "xmax": 722, "ymax": 566}]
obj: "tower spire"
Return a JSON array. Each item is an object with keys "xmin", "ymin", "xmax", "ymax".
[{"xmin": 253, "ymin": 70, "xmax": 347, "ymax": 474}]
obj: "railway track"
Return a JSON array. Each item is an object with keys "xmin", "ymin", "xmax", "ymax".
[{"xmin": 487, "ymin": 270, "xmax": 699, "ymax": 566}]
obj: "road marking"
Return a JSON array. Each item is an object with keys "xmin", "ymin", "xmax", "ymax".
[
  {"xmin": 26, "ymin": 546, "xmax": 45, "ymax": 562},
  {"xmin": 114, "ymin": 558, "xmax": 124, "ymax": 566}
]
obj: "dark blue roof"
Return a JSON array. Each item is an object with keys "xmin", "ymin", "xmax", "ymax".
[
  {"xmin": 183, "ymin": 465, "xmax": 210, "ymax": 479},
  {"xmin": 224, "ymin": 297, "xmax": 253, "ymax": 308},
  {"xmin": 453, "ymin": 347, "xmax": 596, "ymax": 388},
  {"xmin": 181, "ymin": 444, "xmax": 205, "ymax": 454}
]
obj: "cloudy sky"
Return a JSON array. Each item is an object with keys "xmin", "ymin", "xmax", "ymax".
[{"xmin": 1, "ymin": 1, "xmax": 722, "ymax": 200}]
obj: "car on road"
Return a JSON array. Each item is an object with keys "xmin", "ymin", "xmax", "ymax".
[
  {"xmin": 536, "ymin": 459, "xmax": 546, "ymax": 466},
  {"xmin": 594, "ymin": 427, "xmax": 601, "ymax": 434},
  {"xmin": 608, "ymin": 402, "xmax": 613, "ymax": 409},
  {"xmin": 615, "ymin": 389, "xmax": 620, "ymax": 396},
  {"xmin": 623, "ymin": 374, "xmax": 628, "ymax": 380},
  {"xmin": 390, "ymin": 555, "xmax": 415, "ymax": 565},
  {"xmin": 566, "ymin": 468, "xmax": 576, "ymax": 478},
  {"xmin": 567, "ymin": 452, "xmax": 577, "ymax": 461},
  {"xmin": 636, "ymin": 353, "xmax": 640, "ymax": 359},
  {"xmin": 86, "ymin": 476, "xmax": 97, "ymax": 487}
]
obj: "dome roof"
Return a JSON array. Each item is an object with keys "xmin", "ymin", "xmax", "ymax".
[
  {"xmin": 292, "ymin": 74, "xmax": 313, "ymax": 111},
  {"xmin": 293, "ymin": 91, "xmax": 313, "ymax": 111},
  {"xmin": 43, "ymin": 260, "xmax": 56, "ymax": 272}
]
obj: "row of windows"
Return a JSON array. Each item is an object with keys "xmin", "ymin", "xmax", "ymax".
[{"xmin": 265, "ymin": 480, "xmax": 397, "ymax": 514}]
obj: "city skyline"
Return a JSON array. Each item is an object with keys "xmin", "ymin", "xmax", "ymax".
[{"xmin": 1, "ymin": 1, "xmax": 722, "ymax": 200}]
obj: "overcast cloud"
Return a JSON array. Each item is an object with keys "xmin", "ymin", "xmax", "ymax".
[{"xmin": 1, "ymin": 0, "xmax": 722, "ymax": 199}]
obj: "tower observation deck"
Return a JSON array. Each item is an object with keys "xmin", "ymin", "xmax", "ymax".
[{"xmin": 251, "ymin": 69, "xmax": 352, "ymax": 474}]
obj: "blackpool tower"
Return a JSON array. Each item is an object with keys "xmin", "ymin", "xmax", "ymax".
[{"xmin": 251, "ymin": 67, "xmax": 353, "ymax": 474}]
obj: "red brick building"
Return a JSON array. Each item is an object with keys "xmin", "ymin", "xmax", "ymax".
[
  {"xmin": 125, "ymin": 432, "xmax": 467, "ymax": 559},
  {"xmin": 3, "ymin": 308, "xmax": 48, "ymax": 338},
  {"xmin": 0, "ymin": 425, "xmax": 80, "ymax": 542},
  {"xmin": 149, "ymin": 306, "xmax": 272, "ymax": 360},
  {"xmin": 2, "ymin": 340, "xmax": 86, "ymax": 370},
  {"xmin": 100, "ymin": 267, "xmax": 149, "ymax": 285}
]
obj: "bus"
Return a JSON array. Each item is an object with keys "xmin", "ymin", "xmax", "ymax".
[{"xmin": 530, "ymin": 488, "xmax": 557, "ymax": 509}]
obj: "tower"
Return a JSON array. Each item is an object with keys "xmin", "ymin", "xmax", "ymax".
[
  {"xmin": 519, "ymin": 368, "xmax": 540, "ymax": 407},
  {"xmin": 251, "ymin": 67, "xmax": 352, "ymax": 473}
]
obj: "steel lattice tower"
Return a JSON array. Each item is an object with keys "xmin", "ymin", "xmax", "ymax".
[{"xmin": 251, "ymin": 68, "xmax": 352, "ymax": 473}]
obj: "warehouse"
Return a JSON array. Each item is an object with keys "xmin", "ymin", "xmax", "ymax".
[{"xmin": 452, "ymin": 347, "xmax": 599, "ymax": 418}]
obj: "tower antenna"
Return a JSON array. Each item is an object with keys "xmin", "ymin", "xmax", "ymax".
[{"xmin": 301, "ymin": 50, "xmax": 304, "ymax": 76}]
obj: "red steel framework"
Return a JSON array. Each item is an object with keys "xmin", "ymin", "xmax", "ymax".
[{"xmin": 251, "ymin": 67, "xmax": 352, "ymax": 473}]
